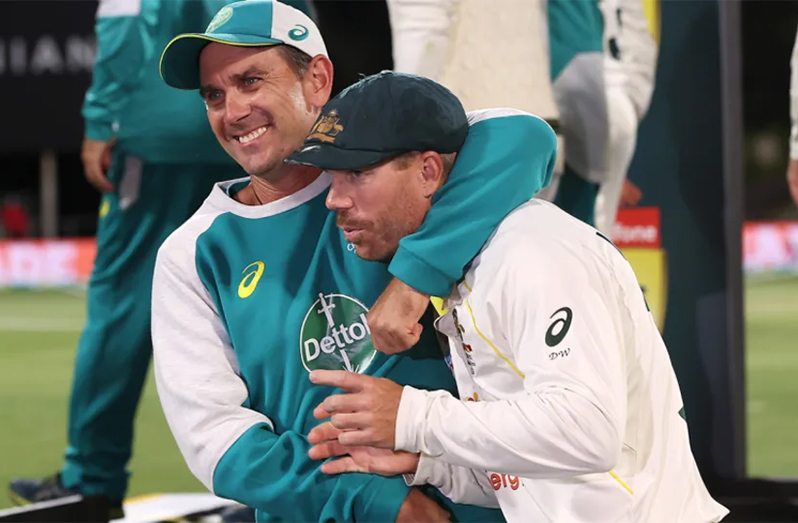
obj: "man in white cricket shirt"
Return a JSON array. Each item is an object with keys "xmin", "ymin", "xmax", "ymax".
[{"xmin": 292, "ymin": 71, "xmax": 729, "ymax": 523}]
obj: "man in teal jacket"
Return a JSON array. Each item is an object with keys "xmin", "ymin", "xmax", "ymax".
[
  {"xmin": 149, "ymin": 1, "xmax": 554, "ymax": 521},
  {"xmin": 8, "ymin": 0, "xmax": 308, "ymax": 517}
]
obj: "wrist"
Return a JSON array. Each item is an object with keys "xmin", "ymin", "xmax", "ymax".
[
  {"xmin": 394, "ymin": 277, "xmax": 430, "ymax": 300},
  {"xmin": 84, "ymin": 120, "xmax": 115, "ymax": 142}
]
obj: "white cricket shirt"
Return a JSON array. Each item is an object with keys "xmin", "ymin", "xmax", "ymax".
[{"xmin": 396, "ymin": 200, "xmax": 728, "ymax": 523}]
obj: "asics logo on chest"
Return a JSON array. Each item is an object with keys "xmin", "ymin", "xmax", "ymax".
[{"xmin": 238, "ymin": 261, "xmax": 264, "ymax": 299}]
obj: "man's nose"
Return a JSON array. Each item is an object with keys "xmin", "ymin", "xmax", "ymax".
[
  {"xmin": 224, "ymin": 91, "xmax": 251, "ymax": 124},
  {"xmin": 325, "ymin": 177, "xmax": 353, "ymax": 211}
]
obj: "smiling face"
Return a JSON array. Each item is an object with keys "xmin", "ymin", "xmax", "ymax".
[{"xmin": 199, "ymin": 43, "xmax": 331, "ymax": 179}]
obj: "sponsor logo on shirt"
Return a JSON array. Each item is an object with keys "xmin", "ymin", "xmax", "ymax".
[
  {"xmin": 452, "ymin": 308, "xmax": 476, "ymax": 374},
  {"xmin": 300, "ymin": 293, "xmax": 376, "ymax": 373},
  {"xmin": 238, "ymin": 261, "xmax": 264, "ymax": 299},
  {"xmin": 489, "ymin": 473, "xmax": 522, "ymax": 491}
]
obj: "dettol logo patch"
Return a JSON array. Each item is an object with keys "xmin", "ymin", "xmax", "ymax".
[{"xmin": 300, "ymin": 293, "xmax": 376, "ymax": 373}]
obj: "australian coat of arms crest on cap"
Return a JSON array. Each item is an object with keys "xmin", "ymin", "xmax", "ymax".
[{"xmin": 307, "ymin": 109, "xmax": 344, "ymax": 143}]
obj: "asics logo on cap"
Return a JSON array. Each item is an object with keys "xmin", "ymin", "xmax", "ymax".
[{"xmin": 288, "ymin": 24, "xmax": 309, "ymax": 41}]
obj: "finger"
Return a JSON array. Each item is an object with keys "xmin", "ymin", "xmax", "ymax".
[
  {"xmin": 337, "ymin": 428, "xmax": 386, "ymax": 448},
  {"xmin": 313, "ymin": 403, "xmax": 332, "ymax": 421},
  {"xmin": 101, "ymin": 140, "xmax": 115, "ymax": 171},
  {"xmin": 308, "ymin": 439, "xmax": 349, "ymax": 461},
  {"xmin": 93, "ymin": 172, "xmax": 115, "ymax": 194},
  {"xmin": 309, "ymin": 370, "xmax": 366, "ymax": 392},
  {"xmin": 321, "ymin": 456, "xmax": 363, "ymax": 475},
  {"xmin": 330, "ymin": 412, "xmax": 368, "ymax": 431},
  {"xmin": 101, "ymin": 149, "xmax": 113, "ymax": 172},
  {"xmin": 320, "ymin": 391, "xmax": 372, "ymax": 415},
  {"xmin": 405, "ymin": 323, "xmax": 423, "ymax": 347},
  {"xmin": 375, "ymin": 326, "xmax": 420, "ymax": 355},
  {"xmin": 320, "ymin": 393, "xmax": 354, "ymax": 414},
  {"xmin": 371, "ymin": 328, "xmax": 404, "ymax": 355},
  {"xmin": 369, "ymin": 331, "xmax": 390, "ymax": 354},
  {"xmin": 84, "ymin": 161, "xmax": 114, "ymax": 193},
  {"xmin": 307, "ymin": 421, "xmax": 340, "ymax": 445}
]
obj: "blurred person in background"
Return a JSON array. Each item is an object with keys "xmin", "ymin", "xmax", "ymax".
[
  {"xmin": 536, "ymin": 0, "xmax": 609, "ymax": 227},
  {"xmin": 386, "ymin": 0, "xmax": 560, "ymax": 124},
  {"xmin": 6, "ymin": 0, "xmax": 309, "ymax": 517},
  {"xmin": 387, "ymin": 0, "xmax": 609, "ymax": 227},
  {"xmin": 387, "ymin": 0, "xmax": 659, "ymax": 233},
  {"xmin": 593, "ymin": 0, "xmax": 659, "ymax": 235},
  {"xmin": 788, "ymin": 22, "xmax": 798, "ymax": 208},
  {"xmin": 0, "ymin": 194, "xmax": 30, "ymax": 239}
]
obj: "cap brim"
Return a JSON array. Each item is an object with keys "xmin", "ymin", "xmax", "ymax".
[
  {"xmin": 160, "ymin": 33, "xmax": 283, "ymax": 90},
  {"xmin": 286, "ymin": 143, "xmax": 404, "ymax": 171}
]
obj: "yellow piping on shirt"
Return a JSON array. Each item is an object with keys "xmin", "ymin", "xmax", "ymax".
[
  {"xmin": 463, "ymin": 298, "xmax": 525, "ymax": 379},
  {"xmin": 609, "ymin": 471, "xmax": 634, "ymax": 495},
  {"xmin": 462, "ymin": 281, "xmax": 634, "ymax": 497}
]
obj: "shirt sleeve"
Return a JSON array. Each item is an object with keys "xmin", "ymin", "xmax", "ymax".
[
  {"xmin": 394, "ymin": 241, "xmax": 627, "ymax": 478},
  {"xmin": 386, "ymin": 0, "xmax": 459, "ymax": 79},
  {"xmin": 406, "ymin": 454, "xmax": 500, "ymax": 508},
  {"xmin": 790, "ymin": 26, "xmax": 798, "ymax": 160},
  {"xmin": 151, "ymin": 226, "xmax": 411, "ymax": 523},
  {"xmin": 82, "ymin": 0, "xmax": 156, "ymax": 141},
  {"xmin": 389, "ymin": 109, "xmax": 557, "ymax": 297}
]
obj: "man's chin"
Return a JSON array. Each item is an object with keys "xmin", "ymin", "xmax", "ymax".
[
  {"xmin": 352, "ymin": 243, "xmax": 396, "ymax": 264},
  {"xmin": 245, "ymin": 159, "xmax": 283, "ymax": 179}
]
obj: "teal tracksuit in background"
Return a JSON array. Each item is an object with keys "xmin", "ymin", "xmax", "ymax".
[{"xmin": 58, "ymin": 0, "xmax": 316, "ymax": 502}]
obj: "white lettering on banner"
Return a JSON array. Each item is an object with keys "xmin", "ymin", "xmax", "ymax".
[
  {"xmin": 31, "ymin": 36, "xmax": 63, "ymax": 74},
  {"xmin": 65, "ymin": 37, "xmax": 96, "ymax": 73},
  {"xmin": 0, "ymin": 36, "xmax": 95, "ymax": 76},
  {"xmin": 612, "ymin": 223, "xmax": 658, "ymax": 246},
  {"xmin": 0, "ymin": 243, "xmax": 79, "ymax": 286}
]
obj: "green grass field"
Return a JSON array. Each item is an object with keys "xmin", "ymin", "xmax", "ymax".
[
  {"xmin": 0, "ymin": 289, "xmax": 203, "ymax": 510},
  {"xmin": 0, "ymin": 276, "xmax": 796, "ymax": 509},
  {"xmin": 744, "ymin": 273, "xmax": 798, "ymax": 477}
]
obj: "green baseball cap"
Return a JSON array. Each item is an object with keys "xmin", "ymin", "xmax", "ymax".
[
  {"xmin": 286, "ymin": 71, "xmax": 468, "ymax": 171},
  {"xmin": 160, "ymin": 0, "xmax": 328, "ymax": 90}
]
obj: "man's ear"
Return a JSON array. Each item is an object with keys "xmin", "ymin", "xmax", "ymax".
[
  {"xmin": 303, "ymin": 55, "xmax": 334, "ymax": 110},
  {"xmin": 419, "ymin": 151, "xmax": 446, "ymax": 198}
]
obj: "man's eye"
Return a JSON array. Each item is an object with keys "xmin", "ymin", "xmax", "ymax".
[
  {"xmin": 244, "ymin": 77, "xmax": 260, "ymax": 86},
  {"xmin": 350, "ymin": 170, "xmax": 364, "ymax": 179},
  {"xmin": 206, "ymin": 91, "xmax": 222, "ymax": 102}
]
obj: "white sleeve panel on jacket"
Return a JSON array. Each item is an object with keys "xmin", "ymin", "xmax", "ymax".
[
  {"xmin": 790, "ymin": 26, "xmax": 798, "ymax": 159},
  {"xmin": 151, "ymin": 214, "xmax": 275, "ymax": 492},
  {"xmin": 386, "ymin": 0, "xmax": 459, "ymax": 79},
  {"xmin": 406, "ymin": 455, "xmax": 500, "ymax": 508},
  {"xmin": 395, "ymin": 239, "xmax": 627, "ymax": 479}
]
